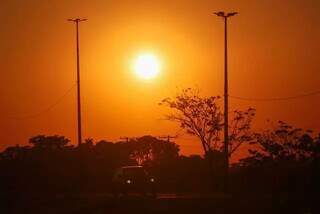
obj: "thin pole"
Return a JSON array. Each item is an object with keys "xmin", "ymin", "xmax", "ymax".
[
  {"xmin": 214, "ymin": 11, "xmax": 237, "ymax": 193},
  {"xmin": 76, "ymin": 21, "xmax": 82, "ymax": 147},
  {"xmin": 68, "ymin": 18, "xmax": 87, "ymax": 147},
  {"xmin": 224, "ymin": 16, "xmax": 229, "ymax": 192}
]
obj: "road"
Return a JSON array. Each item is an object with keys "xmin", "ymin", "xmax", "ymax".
[{"xmin": 3, "ymin": 193, "xmax": 315, "ymax": 214}]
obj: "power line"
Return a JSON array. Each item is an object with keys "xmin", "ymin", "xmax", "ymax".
[
  {"xmin": 6, "ymin": 84, "xmax": 76, "ymax": 120},
  {"xmin": 230, "ymin": 89, "xmax": 320, "ymax": 102}
]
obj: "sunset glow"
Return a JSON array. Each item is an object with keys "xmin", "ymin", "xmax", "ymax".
[
  {"xmin": 1, "ymin": 0, "xmax": 319, "ymax": 158},
  {"xmin": 1, "ymin": 1, "xmax": 319, "ymax": 211}
]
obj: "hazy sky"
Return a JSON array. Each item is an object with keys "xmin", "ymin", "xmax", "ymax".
[{"xmin": 1, "ymin": 0, "xmax": 319, "ymax": 158}]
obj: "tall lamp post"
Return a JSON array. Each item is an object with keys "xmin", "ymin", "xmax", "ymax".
[
  {"xmin": 68, "ymin": 18, "xmax": 87, "ymax": 147},
  {"xmin": 214, "ymin": 11, "xmax": 238, "ymax": 192}
]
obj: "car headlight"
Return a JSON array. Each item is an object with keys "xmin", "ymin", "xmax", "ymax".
[
  {"xmin": 150, "ymin": 178, "xmax": 155, "ymax": 182},
  {"xmin": 126, "ymin": 179, "xmax": 132, "ymax": 184}
]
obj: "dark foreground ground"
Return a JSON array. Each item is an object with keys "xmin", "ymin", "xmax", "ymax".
[{"xmin": 1, "ymin": 193, "xmax": 319, "ymax": 214}]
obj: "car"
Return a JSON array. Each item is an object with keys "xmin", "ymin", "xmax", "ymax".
[{"xmin": 112, "ymin": 166, "xmax": 156, "ymax": 198}]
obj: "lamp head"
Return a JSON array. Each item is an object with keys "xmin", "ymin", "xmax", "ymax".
[
  {"xmin": 226, "ymin": 12, "xmax": 238, "ymax": 17},
  {"xmin": 214, "ymin": 11, "xmax": 225, "ymax": 17},
  {"xmin": 67, "ymin": 18, "xmax": 88, "ymax": 22}
]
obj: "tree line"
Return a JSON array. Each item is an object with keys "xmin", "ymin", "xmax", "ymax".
[{"xmin": 0, "ymin": 88, "xmax": 319, "ymax": 199}]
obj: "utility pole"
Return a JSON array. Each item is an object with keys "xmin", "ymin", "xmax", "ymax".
[
  {"xmin": 214, "ymin": 11, "xmax": 238, "ymax": 192},
  {"xmin": 120, "ymin": 137, "xmax": 131, "ymax": 143},
  {"xmin": 158, "ymin": 135, "xmax": 177, "ymax": 142},
  {"xmin": 68, "ymin": 18, "xmax": 87, "ymax": 147}
]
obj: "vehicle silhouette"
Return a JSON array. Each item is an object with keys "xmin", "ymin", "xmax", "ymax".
[{"xmin": 112, "ymin": 166, "xmax": 156, "ymax": 198}]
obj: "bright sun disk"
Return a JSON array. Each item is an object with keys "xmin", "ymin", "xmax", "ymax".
[{"xmin": 134, "ymin": 54, "xmax": 160, "ymax": 80}]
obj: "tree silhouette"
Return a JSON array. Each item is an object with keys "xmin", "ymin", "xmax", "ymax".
[
  {"xmin": 29, "ymin": 135, "xmax": 70, "ymax": 150},
  {"xmin": 1, "ymin": 145, "xmax": 30, "ymax": 160},
  {"xmin": 240, "ymin": 121, "xmax": 320, "ymax": 166},
  {"xmin": 237, "ymin": 121, "xmax": 320, "ymax": 197},
  {"xmin": 159, "ymin": 88, "xmax": 255, "ymax": 157},
  {"xmin": 160, "ymin": 88, "xmax": 222, "ymax": 154},
  {"xmin": 0, "ymin": 127, "xmax": 317, "ymax": 210},
  {"xmin": 129, "ymin": 136, "xmax": 180, "ymax": 165}
]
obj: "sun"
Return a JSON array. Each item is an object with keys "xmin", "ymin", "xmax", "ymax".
[{"xmin": 134, "ymin": 54, "xmax": 160, "ymax": 80}]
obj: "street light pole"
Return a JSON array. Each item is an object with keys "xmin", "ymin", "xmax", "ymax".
[
  {"xmin": 214, "ymin": 11, "xmax": 238, "ymax": 192},
  {"xmin": 68, "ymin": 18, "xmax": 87, "ymax": 147}
]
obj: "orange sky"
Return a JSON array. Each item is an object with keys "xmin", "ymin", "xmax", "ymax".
[{"xmin": 1, "ymin": 0, "xmax": 319, "ymax": 159}]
